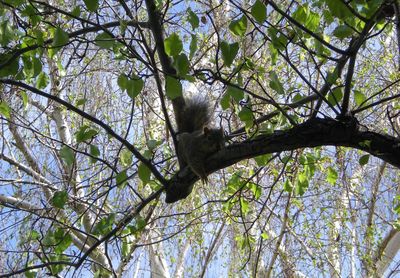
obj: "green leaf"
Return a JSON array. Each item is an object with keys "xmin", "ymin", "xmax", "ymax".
[
  {"xmin": 261, "ymin": 232, "xmax": 269, "ymax": 240},
  {"xmin": 305, "ymin": 10, "xmax": 320, "ymax": 32},
  {"xmin": 238, "ymin": 106, "xmax": 253, "ymax": 122},
  {"xmin": 0, "ymin": 20, "xmax": 15, "ymax": 46},
  {"xmin": 226, "ymin": 85, "xmax": 244, "ymax": 102},
  {"xmin": 250, "ymin": 183, "xmax": 262, "ymax": 199},
  {"xmin": 126, "ymin": 77, "xmax": 144, "ymax": 99},
  {"xmin": 51, "ymin": 191, "xmax": 68, "ymax": 209},
  {"xmin": 21, "ymin": 5, "xmax": 41, "ymax": 26},
  {"xmin": 116, "ymin": 170, "xmax": 128, "ymax": 187},
  {"xmin": 52, "ymin": 27, "xmax": 69, "ymax": 48},
  {"xmin": 3, "ymin": 0, "xmax": 25, "ymax": 6},
  {"xmin": 269, "ymin": 71, "xmax": 285, "ymax": 94},
  {"xmin": 251, "ymin": 0, "xmax": 267, "ymax": 23},
  {"xmin": 75, "ymin": 125, "xmax": 98, "ymax": 143},
  {"xmin": 229, "ymin": 15, "xmax": 247, "ymax": 37},
  {"xmin": 220, "ymin": 92, "xmax": 231, "ymax": 110},
  {"xmin": 20, "ymin": 91, "xmax": 28, "ymax": 110},
  {"xmin": 240, "ymin": 198, "xmax": 249, "ymax": 215},
  {"xmin": 164, "ymin": 33, "xmax": 183, "ymax": 57},
  {"xmin": 89, "ymin": 144, "xmax": 100, "ymax": 163},
  {"xmin": 189, "ymin": 34, "xmax": 198, "ymax": 58},
  {"xmin": 359, "ymin": 140, "xmax": 371, "ymax": 148},
  {"xmin": 283, "ymin": 179, "xmax": 293, "ymax": 192},
  {"xmin": 326, "ymin": 167, "xmax": 338, "ymax": 185},
  {"xmin": 119, "ymin": 149, "xmax": 132, "ymax": 167},
  {"xmin": 292, "ymin": 4, "xmax": 308, "ymax": 24},
  {"xmin": 354, "ymin": 90, "xmax": 366, "ymax": 107},
  {"xmin": 117, "ymin": 74, "xmax": 129, "ymax": 90},
  {"xmin": 71, "ymin": 6, "xmax": 81, "ymax": 17},
  {"xmin": 32, "ymin": 56, "xmax": 42, "ymax": 78},
  {"xmin": 165, "ymin": 76, "xmax": 182, "ymax": 99},
  {"xmin": 83, "ymin": 0, "xmax": 99, "ymax": 12},
  {"xmin": 25, "ymin": 267, "xmax": 37, "ymax": 278},
  {"xmin": 0, "ymin": 54, "xmax": 19, "ymax": 77},
  {"xmin": 254, "ymin": 154, "xmax": 271, "ymax": 166},
  {"xmin": 327, "ymin": 68, "xmax": 339, "ymax": 84},
  {"xmin": 295, "ymin": 172, "xmax": 309, "ymax": 196},
  {"xmin": 292, "ymin": 4, "xmax": 320, "ymax": 32},
  {"xmin": 359, "ymin": 154, "xmax": 370, "ymax": 166},
  {"xmin": 327, "ymin": 87, "xmax": 343, "ymax": 106},
  {"xmin": 44, "ymin": 228, "xmax": 71, "ymax": 253},
  {"xmin": 76, "ymin": 98, "xmax": 87, "ymax": 106},
  {"xmin": 220, "ymin": 41, "xmax": 239, "ymax": 67},
  {"xmin": 120, "ymin": 20, "xmax": 128, "ymax": 34},
  {"xmin": 95, "ymin": 32, "xmax": 114, "ymax": 49},
  {"xmin": 36, "ymin": 72, "xmax": 49, "ymax": 89},
  {"xmin": 268, "ymin": 27, "xmax": 287, "ymax": 50},
  {"xmin": 333, "ymin": 25, "xmax": 354, "ymax": 39},
  {"xmin": 34, "ymin": 29, "xmax": 44, "ymax": 46},
  {"xmin": 0, "ymin": 101, "xmax": 11, "ymax": 119},
  {"xmin": 174, "ymin": 53, "xmax": 190, "ymax": 76},
  {"xmin": 92, "ymin": 214, "xmax": 115, "ymax": 236},
  {"xmin": 135, "ymin": 216, "xmax": 147, "ymax": 231},
  {"xmin": 326, "ymin": 0, "xmax": 352, "ymax": 20},
  {"xmin": 60, "ymin": 146, "xmax": 75, "ymax": 166},
  {"xmin": 147, "ymin": 139, "xmax": 160, "ymax": 151},
  {"xmin": 187, "ymin": 8, "xmax": 199, "ymax": 30},
  {"xmin": 138, "ymin": 162, "xmax": 151, "ymax": 185}
]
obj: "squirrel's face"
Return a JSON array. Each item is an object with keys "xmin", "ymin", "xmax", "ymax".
[{"xmin": 204, "ymin": 127, "xmax": 224, "ymax": 151}]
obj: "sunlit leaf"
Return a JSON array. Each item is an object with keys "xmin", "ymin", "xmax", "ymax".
[
  {"xmin": 354, "ymin": 90, "xmax": 366, "ymax": 107},
  {"xmin": 52, "ymin": 27, "xmax": 69, "ymax": 48},
  {"xmin": 0, "ymin": 101, "xmax": 11, "ymax": 119},
  {"xmin": 164, "ymin": 33, "xmax": 183, "ymax": 57},
  {"xmin": 229, "ymin": 15, "xmax": 247, "ymax": 37},
  {"xmin": 220, "ymin": 41, "xmax": 239, "ymax": 67},
  {"xmin": 120, "ymin": 149, "xmax": 132, "ymax": 167},
  {"xmin": 326, "ymin": 167, "xmax": 338, "ymax": 185},
  {"xmin": 165, "ymin": 76, "xmax": 182, "ymax": 99}
]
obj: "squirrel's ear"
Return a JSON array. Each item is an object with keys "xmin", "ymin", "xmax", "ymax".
[{"xmin": 203, "ymin": 127, "xmax": 210, "ymax": 134}]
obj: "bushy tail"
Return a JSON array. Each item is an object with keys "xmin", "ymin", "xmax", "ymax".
[{"xmin": 177, "ymin": 98, "xmax": 211, "ymax": 133}]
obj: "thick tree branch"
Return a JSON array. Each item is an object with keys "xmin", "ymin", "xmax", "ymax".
[{"xmin": 166, "ymin": 117, "xmax": 400, "ymax": 202}]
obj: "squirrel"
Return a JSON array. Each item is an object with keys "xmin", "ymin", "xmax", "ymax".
[{"xmin": 176, "ymin": 98, "xmax": 224, "ymax": 183}]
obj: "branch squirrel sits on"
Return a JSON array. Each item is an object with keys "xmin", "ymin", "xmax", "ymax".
[{"xmin": 176, "ymin": 98, "xmax": 224, "ymax": 183}]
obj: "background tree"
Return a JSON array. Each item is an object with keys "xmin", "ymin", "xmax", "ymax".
[{"xmin": 0, "ymin": 0, "xmax": 400, "ymax": 277}]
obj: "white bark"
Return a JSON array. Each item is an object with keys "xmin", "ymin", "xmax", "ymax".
[
  {"xmin": 174, "ymin": 239, "xmax": 190, "ymax": 278},
  {"xmin": 373, "ymin": 228, "xmax": 400, "ymax": 277},
  {"xmin": 149, "ymin": 243, "xmax": 171, "ymax": 278}
]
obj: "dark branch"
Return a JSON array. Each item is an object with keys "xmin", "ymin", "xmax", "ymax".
[{"xmin": 166, "ymin": 117, "xmax": 400, "ymax": 203}]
